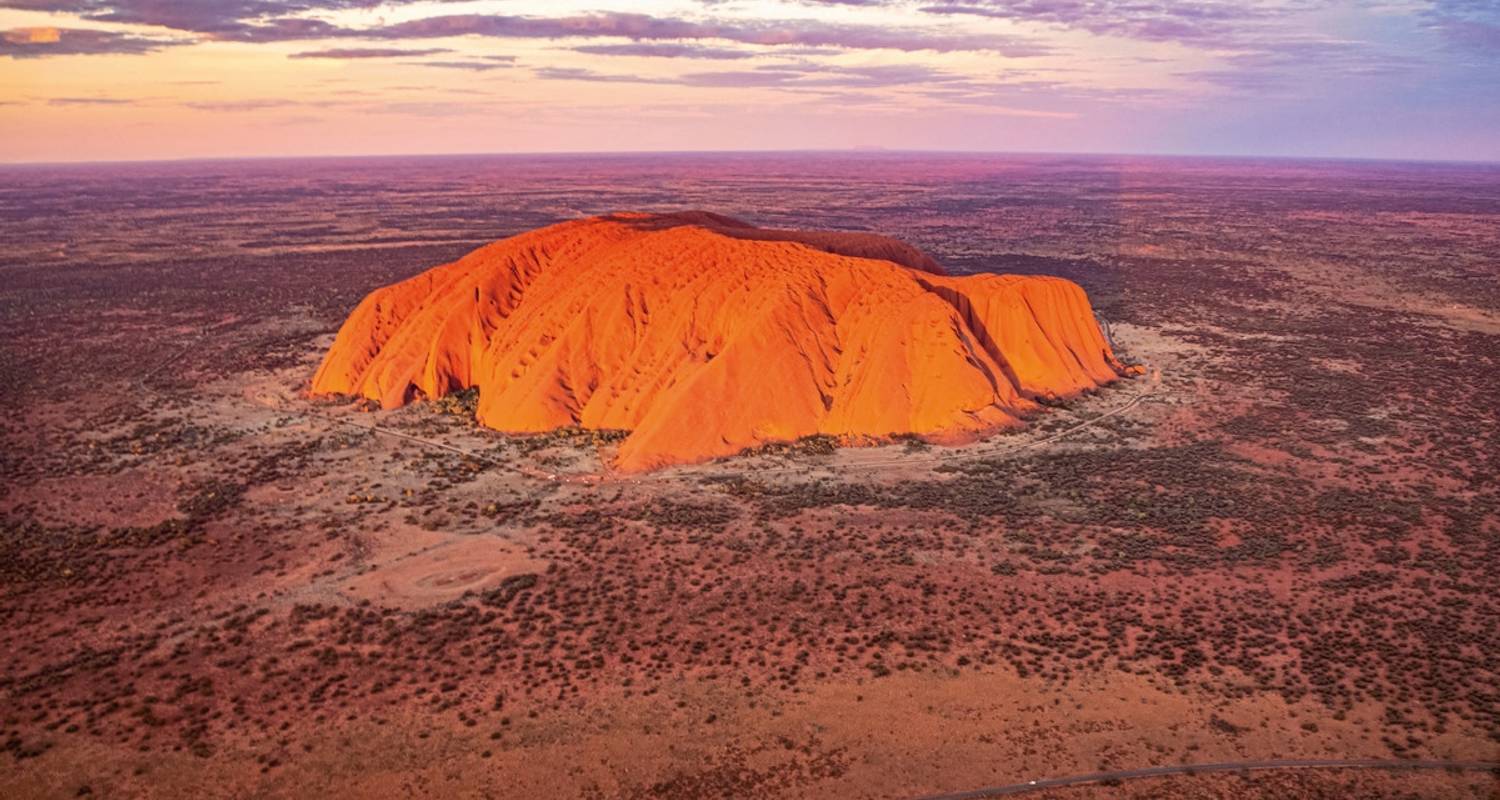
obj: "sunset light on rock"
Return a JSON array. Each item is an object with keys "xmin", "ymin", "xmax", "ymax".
[{"xmin": 313, "ymin": 212, "xmax": 1125, "ymax": 470}]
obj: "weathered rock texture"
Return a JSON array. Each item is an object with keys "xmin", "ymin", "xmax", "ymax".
[{"xmin": 313, "ymin": 212, "xmax": 1125, "ymax": 470}]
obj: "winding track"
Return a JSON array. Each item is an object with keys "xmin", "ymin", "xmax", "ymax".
[{"xmin": 910, "ymin": 758, "xmax": 1500, "ymax": 799}]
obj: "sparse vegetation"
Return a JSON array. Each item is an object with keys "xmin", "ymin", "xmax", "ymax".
[{"xmin": 1, "ymin": 155, "xmax": 1496, "ymax": 797}]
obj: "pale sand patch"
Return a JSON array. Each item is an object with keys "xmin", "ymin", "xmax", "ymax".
[{"xmin": 338, "ymin": 529, "xmax": 545, "ymax": 610}]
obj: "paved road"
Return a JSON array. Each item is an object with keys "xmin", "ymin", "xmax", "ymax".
[{"xmin": 911, "ymin": 758, "xmax": 1500, "ymax": 799}]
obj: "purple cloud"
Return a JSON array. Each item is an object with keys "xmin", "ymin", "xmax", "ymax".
[
  {"xmin": 289, "ymin": 47, "xmax": 450, "ymax": 59},
  {"xmin": 572, "ymin": 43, "xmax": 757, "ymax": 60},
  {"xmin": 1, "ymin": 26, "xmax": 176, "ymax": 57},
  {"xmin": 183, "ymin": 98, "xmax": 308, "ymax": 111},
  {"xmin": 0, "ymin": 3, "xmax": 1046, "ymax": 54},
  {"xmin": 1176, "ymin": 37, "xmax": 1420, "ymax": 93},
  {"xmin": 1439, "ymin": 17, "xmax": 1500, "ymax": 52},
  {"xmin": 532, "ymin": 66, "xmax": 660, "ymax": 84},
  {"xmin": 365, "ymin": 12, "xmax": 1047, "ymax": 55},
  {"xmin": 534, "ymin": 60, "xmax": 965, "ymax": 91},
  {"xmin": 1425, "ymin": 0, "xmax": 1500, "ymax": 55},
  {"xmin": 676, "ymin": 68, "xmax": 809, "ymax": 88},
  {"xmin": 46, "ymin": 95, "xmax": 132, "ymax": 104},
  {"xmin": 784, "ymin": 0, "xmax": 1287, "ymax": 48},
  {"xmin": 915, "ymin": 0, "xmax": 1276, "ymax": 46},
  {"xmin": 0, "ymin": 2, "xmax": 410, "ymax": 31},
  {"xmin": 406, "ymin": 58, "xmax": 515, "ymax": 71},
  {"xmin": 0, "ymin": 1, "xmax": 493, "ymax": 44}
]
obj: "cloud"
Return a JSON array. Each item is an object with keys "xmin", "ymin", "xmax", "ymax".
[
  {"xmin": 1424, "ymin": 0, "xmax": 1500, "ymax": 55},
  {"xmin": 405, "ymin": 58, "xmax": 515, "ymax": 71},
  {"xmin": 1, "ymin": 26, "xmax": 176, "ymax": 56},
  {"xmin": 676, "ymin": 68, "xmax": 809, "ymax": 88},
  {"xmin": 534, "ymin": 60, "xmax": 966, "ymax": 91},
  {"xmin": 361, "ymin": 100, "xmax": 487, "ymax": 116},
  {"xmin": 533, "ymin": 66, "xmax": 658, "ymax": 84},
  {"xmin": 182, "ymin": 98, "xmax": 308, "ymax": 111},
  {"xmin": 1175, "ymin": 37, "xmax": 1420, "ymax": 93},
  {"xmin": 46, "ymin": 95, "xmax": 132, "ymax": 105},
  {"xmin": 1438, "ymin": 17, "xmax": 1500, "ymax": 52},
  {"xmin": 364, "ymin": 12, "xmax": 1048, "ymax": 55},
  {"xmin": 571, "ymin": 43, "xmax": 757, "ymax": 60},
  {"xmin": 794, "ymin": 0, "xmax": 1286, "ymax": 48},
  {"xmin": 0, "ymin": 3, "xmax": 1045, "ymax": 53},
  {"xmin": 289, "ymin": 47, "xmax": 450, "ymax": 59},
  {"xmin": 918, "ymin": 0, "xmax": 1277, "ymax": 46},
  {"xmin": 0, "ymin": 1, "xmax": 401, "ymax": 41}
]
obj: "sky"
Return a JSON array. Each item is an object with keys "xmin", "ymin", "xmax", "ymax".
[{"xmin": 1, "ymin": 0, "xmax": 1497, "ymax": 163}]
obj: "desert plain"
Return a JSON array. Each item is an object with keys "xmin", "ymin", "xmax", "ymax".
[{"xmin": 1, "ymin": 153, "xmax": 1497, "ymax": 798}]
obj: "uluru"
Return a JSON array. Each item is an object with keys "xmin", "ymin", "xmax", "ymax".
[{"xmin": 311, "ymin": 211, "xmax": 1126, "ymax": 471}]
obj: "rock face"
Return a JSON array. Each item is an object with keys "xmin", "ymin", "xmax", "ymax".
[{"xmin": 313, "ymin": 212, "xmax": 1125, "ymax": 471}]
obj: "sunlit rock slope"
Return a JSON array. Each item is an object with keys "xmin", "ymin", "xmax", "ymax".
[{"xmin": 313, "ymin": 212, "xmax": 1125, "ymax": 470}]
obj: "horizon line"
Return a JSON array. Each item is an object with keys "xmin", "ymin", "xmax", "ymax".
[{"xmin": 3, "ymin": 147, "xmax": 1499, "ymax": 169}]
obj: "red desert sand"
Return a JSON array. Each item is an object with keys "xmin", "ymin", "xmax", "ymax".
[{"xmin": 312, "ymin": 211, "xmax": 1127, "ymax": 470}]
